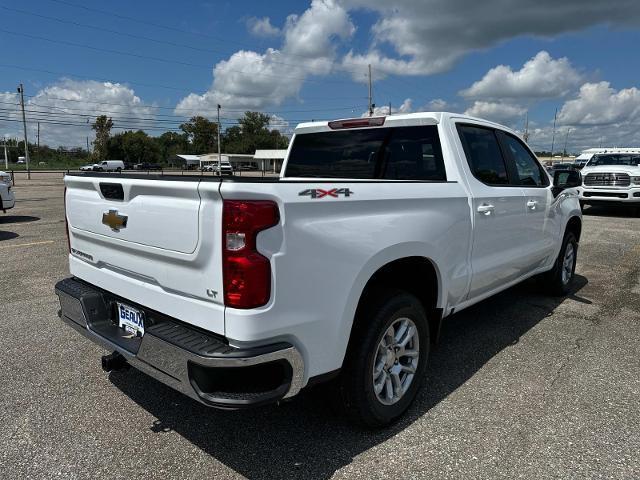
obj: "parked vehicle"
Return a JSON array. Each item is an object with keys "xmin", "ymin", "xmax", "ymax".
[
  {"xmin": 55, "ymin": 112, "xmax": 582, "ymax": 426},
  {"xmin": 134, "ymin": 162, "xmax": 162, "ymax": 171},
  {"xmin": 0, "ymin": 171, "xmax": 11, "ymax": 186},
  {"xmin": 0, "ymin": 171, "xmax": 15, "ymax": 213},
  {"xmin": 578, "ymin": 152, "xmax": 640, "ymax": 209},
  {"xmin": 94, "ymin": 160, "xmax": 125, "ymax": 172},
  {"xmin": 203, "ymin": 157, "xmax": 234, "ymax": 176},
  {"xmin": 546, "ymin": 162, "xmax": 574, "ymax": 173}
]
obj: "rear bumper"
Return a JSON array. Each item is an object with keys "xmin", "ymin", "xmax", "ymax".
[{"xmin": 54, "ymin": 277, "xmax": 304, "ymax": 409}]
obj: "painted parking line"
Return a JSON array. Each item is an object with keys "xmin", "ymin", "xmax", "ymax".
[{"xmin": 0, "ymin": 240, "xmax": 55, "ymax": 249}]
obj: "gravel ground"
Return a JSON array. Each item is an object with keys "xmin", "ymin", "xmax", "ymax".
[{"xmin": 0, "ymin": 176, "xmax": 639, "ymax": 479}]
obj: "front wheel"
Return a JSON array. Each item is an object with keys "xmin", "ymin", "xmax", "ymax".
[
  {"xmin": 544, "ymin": 231, "xmax": 578, "ymax": 296},
  {"xmin": 339, "ymin": 289, "xmax": 429, "ymax": 427}
]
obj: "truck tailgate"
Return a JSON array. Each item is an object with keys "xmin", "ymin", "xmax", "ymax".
[{"xmin": 64, "ymin": 174, "xmax": 225, "ymax": 334}]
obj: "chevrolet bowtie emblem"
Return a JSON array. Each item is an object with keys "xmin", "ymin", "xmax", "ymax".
[{"xmin": 102, "ymin": 209, "xmax": 128, "ymax": 231}]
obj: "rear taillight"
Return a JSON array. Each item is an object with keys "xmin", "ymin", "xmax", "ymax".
[
  {"xmin": 64, "ymin": 186, "xmax": 70, "ymax": 253},
  {"xmin": 222, "ymin": 200, "xmax": 280, "ymax": 309}
]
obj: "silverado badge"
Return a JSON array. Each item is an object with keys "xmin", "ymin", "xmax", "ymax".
[{"xmin": 102, "ymin": 209, "xmax": 128, "ymax": 231}]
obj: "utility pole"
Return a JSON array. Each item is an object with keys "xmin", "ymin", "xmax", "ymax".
[
  {"xmin": 368, "ymin": 64, "xmax": 373, "ymax": 117},
  {"xmin": 86, "ymin": 136, "xmax": 90, "ymax": 153},
  {"xmin": 388, "ymin": 101, "xmax": 392, "ymax": 116},
  {"xmin": 17, "ymin": 83, "xmax": 30, "ymax": 179},
  {"xmin": 217, "ymin": 104, "xmax": 222, "ymax": 172},
  {"xmin": 549, "ymin": 107, "xmax": 558, "ymax": 162}
]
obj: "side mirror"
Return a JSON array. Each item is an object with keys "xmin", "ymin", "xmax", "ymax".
[{"xmin": 552, "ymin": 169, "xmax": 581, "ymax": 197}]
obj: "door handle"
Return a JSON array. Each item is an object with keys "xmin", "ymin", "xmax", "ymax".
[
  {"xmin": 477, "ymin": 204, "xmax": 495, "ymax": 216},
  {"xmin": 526, "ymin": 200, "xmax": 538, "ymax": 210}
]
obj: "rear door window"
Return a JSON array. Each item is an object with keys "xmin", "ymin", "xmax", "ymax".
[
  {"xmin": 457, "ymin": 125, "xmax": 509, "ymax": 185},
  {"xmin": 284, "ymin": 126, "xmax": 446, "ymax": 180},
  {"xmin": 498, "ymin": 132, "xmax": 548, "ymax": 186}
]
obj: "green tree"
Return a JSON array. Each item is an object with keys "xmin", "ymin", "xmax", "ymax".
[
  {"xmin": 107, "ymin": 131, "xmax": 161, "ymax": 164},
  {"xmin": 180, "ymin": 116, "xmax": 218, "ymax": 154},
  {"xmin": 91, "ymin": 115, "xmax": 113, "ymax": 160},
  {"xmin": 156, "ymin": 131, "xmax": 189, "ymax": 161},
  {"xmin": 223, "ymin": 112, "xmax": 289, "ymax": 154}
]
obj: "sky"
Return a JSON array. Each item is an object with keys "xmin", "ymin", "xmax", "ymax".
[{"xmin": 1, "ymin": 0, "xmax": 640, "ymax": 153}]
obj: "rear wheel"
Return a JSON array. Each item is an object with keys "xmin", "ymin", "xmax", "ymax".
[
  {"xmin": 544, "ymin": 231, "xmax": 578, "ymax": 296},
  {"xmin": 339, "ymin": 289, "xmax": 429, "ymax": 427}
]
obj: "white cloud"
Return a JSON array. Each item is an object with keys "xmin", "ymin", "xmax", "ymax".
[
  {"xmin": 268, "ymin": 114, "xmax": 291, "ymax": 134},
  {"xmin": 464, "ymin": 101, "xmax": 526, "ymax": 125},
  {"xmin": 176, "ymin": 49, "xmax": 301, "ymax": 113},
  {"xmin": 247, "ymin": 17, "xmax": 281, "ymax": 37},
  {"xmin": 558, "ymin": 81, "xmax": 640, "ymax": 126},
  {"xmin": 5, "ymin": 79, "xmax": 155, "ymax": 148},
  {"xmin": 460, "ymin": 51, "xmax": 582, "ymax": 100},
  {"xmin": 0, "ymin": 92, "xmax": 21, "ymax": 140},
  {"xmin": 341, "ymin": 0, "xmax": 640, "ymax": 77},
  {"xmin": 425, "ymin": 98, "xmax": 448, "ymax": 111},
  {"xmin": 176, "ymin": 0, "xmax": 354, "ymax": 114}
]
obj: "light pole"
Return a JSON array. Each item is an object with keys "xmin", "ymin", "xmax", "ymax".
[
  {"xmin": 3, "ymin": 140, "xmax": 8, "ymax": 170},
  {"xmin": 562, "ymin": 128, "xmax": 571, "ymax": 161},
  {"xmin": 217, "ymin": 104, "xmax": 221, "ymax": 171},
  {"xmin": 549, "ymin": 108, "xmax": 558, "ymax": 163}
]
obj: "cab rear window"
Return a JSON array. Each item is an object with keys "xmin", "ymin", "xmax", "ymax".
[{"xmin": 284, "ymin": 126, "xmax": 446, "ymax": 180}]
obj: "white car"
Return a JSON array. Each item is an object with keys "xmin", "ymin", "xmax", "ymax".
[
  {"xmin": 0, "ymin": 170, "xmax": 15, "ymax": 212},
  {"xmin": 578, "ymin": 152, "xmax": 640, "ymax": 208},
  {"xmin": 80, "ymin": 164, "xmax": 96, "ymax": 172},
  {"xmin": 55, "ymin": 112, "xmax": 582, "ymax": 426}
]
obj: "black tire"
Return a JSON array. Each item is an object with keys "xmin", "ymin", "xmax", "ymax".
[
  {"xmin": 339, "ymin": 289, "xmax": 429, "ymax": 427},
  {"xmin": 544, "ymin": 231, "xmax": 578, "ymax": 296},
  {"xmin": 116, "ymin": 167, "xmax": 122, "ymax": 173}
]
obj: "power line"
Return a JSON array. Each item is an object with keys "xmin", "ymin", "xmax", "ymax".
[
  {"xmin": 0, "ymin": 63, "xmax": 367, "ymax": 104},
  {"xmin": 0, "ymin": 28, "xmax": 359, "ymax": 86},
  {"xmin": 22, "ymin": 96, "xmax": 367, "ymax": 116},
  {"xmin": 0, "ymin": 5, "xmax": 373, "ymax": 78}
]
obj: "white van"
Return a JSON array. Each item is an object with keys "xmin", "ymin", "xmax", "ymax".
[{"xmin": 94, "ymin": 160, "xmax": 125, "ymax": 172}]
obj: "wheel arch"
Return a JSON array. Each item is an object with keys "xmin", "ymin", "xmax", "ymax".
[
  {"xmin": 565, "ymin": 215, "xmax": 582, "ymax": 242},
  {"xmin": 342, "ymin": 252, "xmax": 444, "ymax": 366}
]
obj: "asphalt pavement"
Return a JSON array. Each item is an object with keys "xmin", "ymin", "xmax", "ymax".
[{"xmin": 1, "ymin": 173, "xmax": 639, "ymax": 479}]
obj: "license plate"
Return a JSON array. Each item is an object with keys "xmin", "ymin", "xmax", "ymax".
[{"xmin": 117, "ymin": 302, "xmax": 145, "ymax": 337}]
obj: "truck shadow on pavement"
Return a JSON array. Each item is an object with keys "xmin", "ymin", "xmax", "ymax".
[
  {"xmin": 0, "ymin": 215, "xmax": 40, "ymax": 224},
  {"xmin": 0, "ymin": 231, "xmax": 19, "ymax": 241},
  {"xmin": 109, "ymin": 274, "xmax": 588, "ymax": 480}
]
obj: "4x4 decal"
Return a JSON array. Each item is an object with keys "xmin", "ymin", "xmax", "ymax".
[{"xmin": 299, "ymin": 188, "xmax": 354, "ymax": 199}]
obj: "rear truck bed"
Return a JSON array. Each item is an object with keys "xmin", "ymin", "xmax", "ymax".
[{"xmin": 57, "ymin": 172, "xmax": 304, "ymax": 408}]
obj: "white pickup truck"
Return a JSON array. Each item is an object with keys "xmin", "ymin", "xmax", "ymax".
[
  {"xmin": 0, "ymin": 171, "xmax": 15, "ymax": 213},
  {"xmin": 577, "ymin": 151, "xmax": 640, "ymax": 209},
  {"xmin": 55, "ymin": 112, "xmax": 582, "ymax": 426}
]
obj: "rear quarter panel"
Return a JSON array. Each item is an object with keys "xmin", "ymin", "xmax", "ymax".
[{"xmin": 221, "ymin": 180, "xmax": 472, "ymax": 379}]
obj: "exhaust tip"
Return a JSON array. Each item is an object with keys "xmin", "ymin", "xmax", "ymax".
[{"xmin": 101, "ymin": 351, "xmax": 129, "ymax": 372}]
